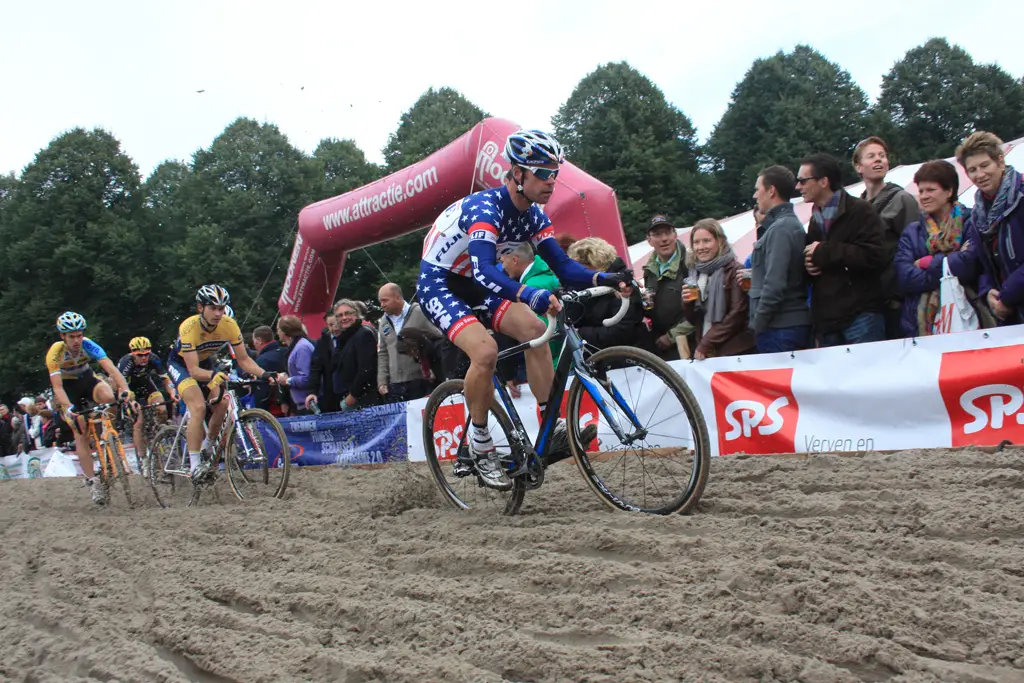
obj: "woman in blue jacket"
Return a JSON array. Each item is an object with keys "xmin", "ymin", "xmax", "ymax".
[
  {"xmin": 957, "ymin": 131, "xmax": 1024, "ymax": 326},
  {"xmin": 894, "ymin": 160, "xmax": 976, "ymax": 337}
]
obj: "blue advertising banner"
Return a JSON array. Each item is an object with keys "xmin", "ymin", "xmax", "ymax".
[{"xmin": 279, "ymin": 402, "xmax": 408, "ymax": 467}]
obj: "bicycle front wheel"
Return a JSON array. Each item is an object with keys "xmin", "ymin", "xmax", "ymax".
[
  {"xmin": 423, "ymin": 379, "xmax": 525, "ymax": 515},
  {"xmin": 147, "ymin": 423, "xmax": 192, "ymax": 508},
  {"xmin": 225, "ymin": 408, "xmax": 291, "ymax": 501},
  {"xmin": 567, "ymin": 346, "xmax": 710, "ymax": 515},
  {"xmin": 105, "ymin": 433, "xmax": 134, "ymax": 509}
]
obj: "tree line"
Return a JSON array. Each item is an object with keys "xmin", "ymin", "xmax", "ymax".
[{"xmin": 0, "ymin": 38, "xmax": 1021, "ymax": 399}]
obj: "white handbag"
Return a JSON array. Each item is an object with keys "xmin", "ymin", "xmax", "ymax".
[{"xmin": 932, "ymin": 258, "xmax": 980, "ymax": 334}]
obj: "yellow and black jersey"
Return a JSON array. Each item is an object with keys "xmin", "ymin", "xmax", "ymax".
[
  {"xmin": 45, "ymin": 338, "xmax": 108, "ymax": 379},
  {"xmin": 170, "ymin": 314, "xmax": 243, "ymax": 364}
]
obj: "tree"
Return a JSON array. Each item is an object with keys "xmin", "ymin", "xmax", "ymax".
[
  {"xmin": 335, "ymin": 88, "xmax": 487, "ymax": 305},
  {"xmin": 172, "ymin": 118, "xmax": 321, "ymax": 327},
  {"xmin": 553, "ymin": 61, "xmax": 717, "ymax": 242},
  {"xmin": 877, "ymin": 38, "xmax": 1024, "ymax": 161},
  {"xmin": 705, "ymin": 46, "xmax": 870, "ymax": 213},
  {"xmin": 0, "ymin": 128, "xmax": 156, "ymax": 396},
  {"xmin": 313, "ymin": 138, "xmax": 382, "ymax": 199},
  {"xmin": 382, "ymin": 87, "xmax": 486, "ymax": 172}
]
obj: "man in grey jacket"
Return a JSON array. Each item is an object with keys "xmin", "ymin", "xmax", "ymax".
[
  {"xmin": 853, "ymin": 136, "xmax": 920, "ymax": 339},
  {"xmin": 377, "ymin": 283, "xmax": 442, "ymax": 403},
  {"xmin": 749, "ymin": 165, "xmax": 812, "ymax": 353}
]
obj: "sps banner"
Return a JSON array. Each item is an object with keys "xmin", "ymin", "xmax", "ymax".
[{"xmin": 280, "ymin": 402, "xmax": 408, "ymax": 466}]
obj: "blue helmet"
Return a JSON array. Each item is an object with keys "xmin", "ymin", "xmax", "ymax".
[
  {"xmin": 503, "ymin": 130, "xmax": 564, "ymax": 167},
  {"xmin": 57, "ymin": 311, "xmax": 87, "ymax": 333}
]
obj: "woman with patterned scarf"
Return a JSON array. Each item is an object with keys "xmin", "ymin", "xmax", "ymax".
[
  {"xmin": 895, "ymin": 160, "xmax": 991, "ymax": 336},
  {"xmin": 680, "ymin": 219, "xmax": 755, "ymax": 359},
  {"xmin": 957, "ymin": 131, "xmax": 1024, "ymax": 326}
]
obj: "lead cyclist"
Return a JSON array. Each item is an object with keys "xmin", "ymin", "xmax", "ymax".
[{"xmin": 417, "ymin": 129, "xmax": 630, "ymax": 489}]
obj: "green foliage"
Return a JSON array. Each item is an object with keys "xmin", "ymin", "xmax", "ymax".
[
  {"xmin": 382, "ymin": 87, "xmax": 486, "ymax": 173},
  {"xmin": 705, "ymin": 46, "xmax": 870, "ymax": 213},
  {"xmin": 553, "ymin": 61, "xmax": 718, "ymax": 243},
  {"xmin": 877, "ymin": 38, "xmax": 1024, "ymax": 160},
  {"xmin": 173, "ymin": 118, "xmax": 321, "ymax": 326},
  {"xmin": 340, "ymin": 87, "xmax": 488, "ymax": 306},
  {"xmin": 0, "ymin": 128, "xmax": 154, "ymax": 394},
  {"xmin": 313, "ymin": 138, "xmax": 382, "ymax": 198}
]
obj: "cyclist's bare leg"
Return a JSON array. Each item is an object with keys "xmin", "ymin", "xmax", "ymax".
[
  {"xmin": 70, "ymin": 415, "xmax": 94, "ymax": 478},
  {"xmin": 180, "ymin": 383, "xmax": 207, "ymax": 453},
  {"xmin": 206, "ymin": 386, "xmax": 229, "ymax": 448},
  {"xmin": 132, "ymin": 407, "xmax": 146, "ymax": 454},
  {"xmin": 451, "ymin": 321, "xmax": 498, "ymax": 426},
  {"xmin": 495, "ymin": 303, "xmax": 553, "ymax": 407},
  {"xmin": 78, "ymin": 381, "xmax": 115, "ymax": 478}
]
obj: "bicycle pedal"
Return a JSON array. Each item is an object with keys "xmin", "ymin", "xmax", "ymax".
[{"xmin": 452, "ymin": 457, "xmax": 475, "ymax": 477}]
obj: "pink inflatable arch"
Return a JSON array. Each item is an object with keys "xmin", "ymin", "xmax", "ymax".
[{"xmin": 278, "ymin": 117, "xmax": 630, "ymax": 332}]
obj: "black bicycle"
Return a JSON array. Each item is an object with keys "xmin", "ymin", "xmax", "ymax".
[{"xmin": 422, "ymin": 285, "xmax": 711, "ymax": 516}]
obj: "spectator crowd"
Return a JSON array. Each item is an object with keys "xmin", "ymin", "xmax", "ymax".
[{"xmin": 4, "ymin": 130, "xmax": 1022, "ymax": 452}]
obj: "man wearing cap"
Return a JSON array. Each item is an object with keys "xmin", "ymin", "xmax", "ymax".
[{"xmin": 642, "ymin": 214, "xmax": 695, "ymax": 360}]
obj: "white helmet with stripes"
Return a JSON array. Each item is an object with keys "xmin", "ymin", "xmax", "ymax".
[{"xmin": 503, "ymin": 130, "xmax": 565, "ymax": 167}]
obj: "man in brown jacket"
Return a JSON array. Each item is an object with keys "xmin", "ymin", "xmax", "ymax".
[
  {"xmin": 798, "ymin": 153, "xmax": 888, "ymax": 347},
  {"xmin": 377, "ymin": 283, "xmax": 442, "ymax": 403}
]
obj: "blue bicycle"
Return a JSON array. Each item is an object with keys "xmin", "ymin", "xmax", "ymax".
[{"xmin": 423, "ymin": 286, "xmax": 711, "ymax": 516}]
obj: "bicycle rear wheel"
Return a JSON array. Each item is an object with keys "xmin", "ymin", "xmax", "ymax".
[
  {"xmin": 567, "ymin": 346, "xmax": 710, "ymax": 515},
  {"xmin": 423, "ymin": 379, "xmax": 525, "ymax": 515},
  {"xmin": 105, "ymin": 433, "xmax": 134, "ymax": 509},
  {"xmin": 225, "ymin": 408, "xmax": 291, "ymax": 501}
]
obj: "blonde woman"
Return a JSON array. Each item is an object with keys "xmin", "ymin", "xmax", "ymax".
[
  {"xmin": 681, "ymin": 219, "xmax": 755, "ymax": 359},
  {"xmin": 567, "ymin": 237, "xmax": 649, "ymax": 350}
]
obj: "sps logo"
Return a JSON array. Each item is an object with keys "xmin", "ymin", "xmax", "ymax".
[
  {"xmin": 711, "ymin": 369, "xmax": 798, "ymax": 455},
  {"xmin": 429, "ymin": 401, "xmax": 467, "ymax": 461},
  {"xmin": 940, "ymin": 345, "xmax": 1024, "ymax": 447}
]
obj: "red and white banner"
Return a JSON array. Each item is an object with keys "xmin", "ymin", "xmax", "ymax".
[{"xmin": 407, "ymin": 326, "xmax": 1024, "ymax": 460}]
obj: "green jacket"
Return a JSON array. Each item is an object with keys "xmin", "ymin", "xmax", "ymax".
[
  {"xmin": 523, "ymin": 255, "xmax": 563, "ymax": 364},
  {"xmin": 642, "ymin": 240, "xmax": 694, "ymax": 341}
]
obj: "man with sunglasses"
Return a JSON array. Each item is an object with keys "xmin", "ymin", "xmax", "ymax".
[
  {"xmin": 117, "ymin": 336, "xmax": 178, "ymax": 456},
  {"xmin": 417, "ymin": 129, "xmax": 629, "ymax": 489},
  {"xmin": 797, "ymin": 153, "xmax": 887, "ymax": 347}
]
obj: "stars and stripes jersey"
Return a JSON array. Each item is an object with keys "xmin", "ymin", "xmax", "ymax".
[
  {"xmin": 422, "ymin": 186, "xmax": 554, "ymax": 276},
  {"xmin": 45, "ymin": 338, "xmax": 108, "ymax": 379},
  {"xmin": 420, "ymin": 185, "xmax": 601, "ymax": 305}
]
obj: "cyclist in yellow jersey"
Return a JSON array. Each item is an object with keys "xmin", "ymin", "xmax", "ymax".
[
  {"xmin": 166, "ymin": 285, "xmax": 274, "ymax": 483},
  {"xmin": 46, "ymin": 311, "xmax": 132, "ymax": 505}
]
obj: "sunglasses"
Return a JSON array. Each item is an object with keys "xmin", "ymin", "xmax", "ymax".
[
  {"xmin": 520, "ymin": 165, "xmax": 559, "ymax": 181},
  {"xmin": 132, "ymin": 351, "xmax": 151, "ymax": 357},
  {"xmin": 795, "ymin": 175, "xmax": 824, "ymax": 185}
]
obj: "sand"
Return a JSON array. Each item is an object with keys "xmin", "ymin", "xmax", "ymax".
[{"xmin": 1, "ymin": 447, "xmax": 1023, "ymax": 683}]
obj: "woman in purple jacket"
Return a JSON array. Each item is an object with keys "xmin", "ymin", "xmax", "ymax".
[
  {"xmin": 274, "ymin": 315, "xmax": 316, "ymax": 415},
  {"xmin": 894, "ymin": 160, "xmax": 976, "ymax": 337},
  {"xmin": 957, "ymin": 131, "xmax": 1024, "ymax": 326}
]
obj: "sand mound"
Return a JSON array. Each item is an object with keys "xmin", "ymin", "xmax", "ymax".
[{"xmin": 1, "ymin": 448, "xmax": 1023, "ymax": 682}]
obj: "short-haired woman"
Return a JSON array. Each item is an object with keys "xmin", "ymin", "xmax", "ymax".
[
  {"xmin": 957, "ymin": 131, "xmax": 1024, "ymax": 325},
  {"xmin": 895, "ymin": 160, "xmax": 989, "ymax": 336},
  {"xmin": 567, "ymin": 237, "xmax": 649, "ymax": 350},
  {"xmin": 275, "ymin": 315, "xmax": 317, "ymax": 415},
  {"xmin": 681, "ymin": 219, "xmax": 755, "ymax": 359}
]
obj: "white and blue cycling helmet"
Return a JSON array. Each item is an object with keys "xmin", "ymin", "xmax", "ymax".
[
  {"xmin": 56, "ymin": 311, "xmax": 87, "ymax": 333},
  {"xmin": 503, "ymin": 129, "xmax": 565, "ymax": 167}
]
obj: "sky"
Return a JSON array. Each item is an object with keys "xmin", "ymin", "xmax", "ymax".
[{"xmin": 3, "ymin": 0, "xmax": 1023, "ymax": 179}]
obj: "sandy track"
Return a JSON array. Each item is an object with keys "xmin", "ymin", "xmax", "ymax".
[{"xmin": 1, "ymin": 448, "xmax": 1023, "ymax": 683}]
